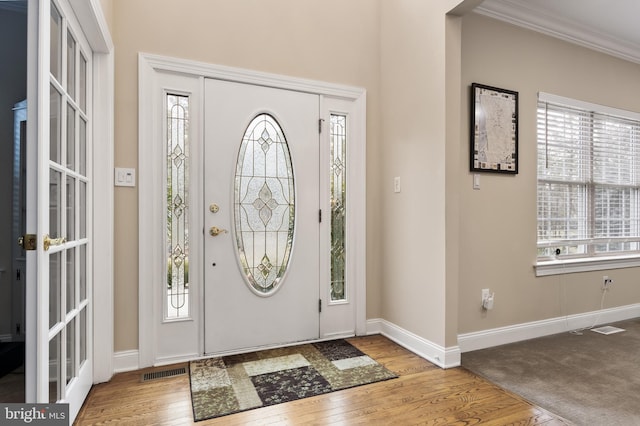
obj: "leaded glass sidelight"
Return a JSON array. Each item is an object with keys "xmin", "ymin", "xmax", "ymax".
[
  {"xmin": 330, "ymin": 114, "xmax": 347, "ymax": 301},
  {"xmin": 166, "ymin": 94, "xmax": 190, "ymax": 319},
  {"xmin": 235, "ymin": 114, "xmax": 295, "ymax": 295}
]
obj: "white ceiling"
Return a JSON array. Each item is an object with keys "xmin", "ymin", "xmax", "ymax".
[{"xmin": 475, "ymin": 0, "xmax": 640, "ymax": 64}]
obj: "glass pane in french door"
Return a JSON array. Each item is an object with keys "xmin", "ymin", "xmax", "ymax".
[
  {"xmin": 49, "ymin": 333, "xmax": 60, "ymax": 403},
  {"xmin": 46, "ymin": 0, "xmax": 91, "ymax": 404}
]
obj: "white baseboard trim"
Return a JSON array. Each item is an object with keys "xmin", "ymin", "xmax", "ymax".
[
  {"xmin": 366, "ymin": 318, "xmax": 461, "ymax": 369},
  {"xmin": 458, "ymin": 303, "xmax": 640, "ymax": 353},
  {"xmin": 113, "ymin": 350, "xmax": 139, "ymax": 373}
]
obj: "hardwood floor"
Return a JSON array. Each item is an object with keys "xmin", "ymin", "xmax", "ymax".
[{"xmin": 75, "ymin": 335, "xmax": 570, "ymax": 425}]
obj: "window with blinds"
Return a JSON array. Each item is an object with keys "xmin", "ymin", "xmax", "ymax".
[{"xmin": 537, "ymin": 93, "xmax": 640, "ymax": 260}]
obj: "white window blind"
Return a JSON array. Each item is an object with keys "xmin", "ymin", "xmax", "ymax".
[{"xmin": 537, "ymin": 93, "xmax": 640, "ymax": 260}]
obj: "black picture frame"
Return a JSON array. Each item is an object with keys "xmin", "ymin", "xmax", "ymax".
[{"xmin": 470, "ymin": 83, "xmax": 518, "ymax": 174}]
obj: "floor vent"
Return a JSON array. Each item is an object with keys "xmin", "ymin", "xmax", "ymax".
[
  {"xmin": 141, "ymin": 367, "xmax": 187, "ymax": 382},
  {"xmin": 591, "ymin": 326, "xmax": 625, "ymax": 335}
]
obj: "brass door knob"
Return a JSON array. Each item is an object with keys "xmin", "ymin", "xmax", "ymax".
[
  {"xmin": 43, "ymin": 234, "xmax": 66, "ymax": 251},
  {"xmin": 209, "ymin": 226, "xmax": 228, "ymax": 237}
]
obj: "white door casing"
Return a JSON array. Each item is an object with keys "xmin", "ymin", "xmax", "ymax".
[
  {"xmin": 138, "ymin": 53, "xmax": 367, "ymax": 366},
  {"xmin": 203, "ymin": 79, "xmax": 320, "ymax": 354}
]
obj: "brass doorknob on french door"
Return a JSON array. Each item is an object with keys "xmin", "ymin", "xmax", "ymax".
[
  {"xmin": 43, "ymin": 234, "xmax": 67, "ymax": 251},
  {"xmin": 209, "ymin": 226, "xmax": 228, "ymax": 237}
]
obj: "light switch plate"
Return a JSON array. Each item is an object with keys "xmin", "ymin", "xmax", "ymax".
[
  {"xmin": 114, "ymin": 167, "xmax": 136, "ymax": 187},
  {"xmin": 473, "ymin": 174, "xmax": 480, "ymax": 190},
  {"xmin": 394, "ymin": 176, "xmax": 401, "ymax": 193}
]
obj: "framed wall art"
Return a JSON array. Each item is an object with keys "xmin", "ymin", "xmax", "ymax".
[{"xmin": 470, "ymin": 83, "xmax": 518, "ymax": 174}]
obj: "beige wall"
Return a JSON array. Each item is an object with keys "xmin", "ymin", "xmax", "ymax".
[
  {"xmin": 379, "ymin": 0, "xmax": 467, "ymax": 348},
  {"xmin": 100, "ymin": 0, "xmax": 114, "ymax": 33},
  {"xmin": 112, "ymin": 0, "xmax": 640, "ymax": 355},
  {"xmin": 458, "ymin": 13, "xmax": 640, "ymax": 334},
  {"xmin": 112, "ymin": 0, "xmax": 383, "ymax": 351}
]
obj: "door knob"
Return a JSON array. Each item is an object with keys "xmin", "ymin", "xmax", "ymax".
[
  {"xmin": 43, "ymin": 234, "xmax": 66, "ymax": 251},
  {"xmin": 209, "ymin": 226, "xmax": 228, "ymax": 237}
]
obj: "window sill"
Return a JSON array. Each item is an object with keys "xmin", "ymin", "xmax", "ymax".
[{"xmin": 535, "ymin": 255, "xmax": 640, "ymax": 277}]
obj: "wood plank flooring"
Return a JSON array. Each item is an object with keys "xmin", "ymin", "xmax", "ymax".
[{"xmin": 75, "ymin": 335, "xmax": 570, "ymax": 425}]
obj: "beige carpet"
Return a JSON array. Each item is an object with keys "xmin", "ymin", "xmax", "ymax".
[{"xmin": 462, "ymin": 318, "xmax": 640, "ymax": 425}]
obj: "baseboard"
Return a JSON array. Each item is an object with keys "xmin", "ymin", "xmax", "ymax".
[
  {"xmin": 113, "ymin": 350, "xmax": 139, "ymax": 373},
  {"xmin": 366, "ymin": 318, "xmax": 461, "ymax": 369},
  {"xmin": 458, "ymin": 303, "xmax": 640, "ymax": 353}
]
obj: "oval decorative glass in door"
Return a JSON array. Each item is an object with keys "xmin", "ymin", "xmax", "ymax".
[{"xmin": 235, "ymin": 114, "xmax": 295, "ymax": 295}]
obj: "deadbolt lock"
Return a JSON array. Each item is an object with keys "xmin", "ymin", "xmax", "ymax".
[
  {"xmin": 209, "ymin": 203, "xmax": 220, "ymax": 213},
  {"xmin": 18, "ymin": 234, "xmax": 37, "ymax": 251}
]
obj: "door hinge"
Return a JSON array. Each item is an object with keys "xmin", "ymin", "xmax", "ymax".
[
  {"xmin": 318, "ymin": 118, "xmax": 325, "ymax": 134},
  {"xmin": 16, "ymin": 269, "xmax": 20, "ymax": 281},
  {"xmin": 319, "ymin": 209, "xmax": 322, "ymax": 223},
  {"xmin": 319, "ymin": 299, "xmax": 322, "ymax": 313}
]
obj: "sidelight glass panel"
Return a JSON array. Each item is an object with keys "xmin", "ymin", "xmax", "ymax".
[
  {"xmin": 330, "ymin": 115, "xmax": 347, "ymax": 301},
  {"xmin": 166, "ymin": 94, "xmax": 190, "ymax": 319},
  {"xmin": 234, "ymin": 114, "xmax": 295, "ymax": 295}
]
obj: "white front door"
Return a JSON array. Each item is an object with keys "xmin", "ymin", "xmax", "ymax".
[
  {"xmin": 203, "ymin": 79, "xmax": 320, "ymax": 354},
  {"xmin": 25, "ymin": 0, "xmax": 93, "ymax": 420}
]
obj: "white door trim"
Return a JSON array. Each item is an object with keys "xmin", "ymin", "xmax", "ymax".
[
  {"xmin": 138, "ymin": 53, "xmax": 367, "ymax": 368},
  {"xmin": 69, "ymin": 0, "xmax": 115, "ymax": 383}
]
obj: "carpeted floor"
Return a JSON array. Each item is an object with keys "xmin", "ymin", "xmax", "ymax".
[
  {"xmin": 462, "ymin": 318, "xmax": 640, "ymax": 426},
  {"xmin": 189, "ymin": 339, "xmax": 397, "ymax": 421}
]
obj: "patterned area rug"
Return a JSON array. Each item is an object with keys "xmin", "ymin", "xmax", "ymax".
[{"xmin": 189, "ymin": 339, "xmax": 397, "ymax": 421}]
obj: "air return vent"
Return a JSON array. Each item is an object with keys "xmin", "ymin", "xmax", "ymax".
[{"xmin": 141, "ymin": 367, "xmax": 186, "ymax": 382}]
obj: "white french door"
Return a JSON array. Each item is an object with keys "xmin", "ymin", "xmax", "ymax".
[
  {"xmin": 25, "ymin": 0, "xmax": 93, "ymax": 419},
  {"xmin": 203, "ymin": 79, "xmax": 320, "ymax": 354}
]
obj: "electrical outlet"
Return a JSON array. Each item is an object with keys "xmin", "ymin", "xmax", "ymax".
[
  {"xmin": 481, "ymin": 288, "xmax": 495, "ymax": 310},
  {"xmin": 481, "ymin": 288, "xmax": 494, "ymax": 310},
  {"xmin": 602, "ymin": 276, "xmax": 613, "ymax": 291}
]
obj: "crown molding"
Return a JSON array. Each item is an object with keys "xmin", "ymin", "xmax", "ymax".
[{"xmin": 475, "ymin": 0, "xmax": 640, "ymax": 65}]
